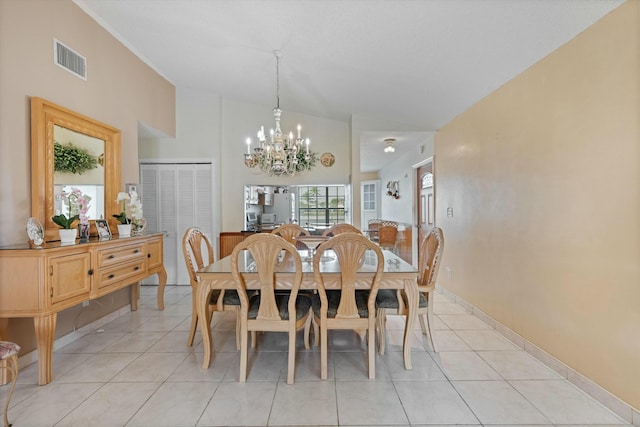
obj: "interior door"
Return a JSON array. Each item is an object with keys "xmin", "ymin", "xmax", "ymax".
[
  {"xmin": 417, "ymin": 162, "xmax": 433, "ymax": 254},
  {"xmin": 140, "ymin": 162, "xmax": 213, "ymax": 285},
  {"xmin": 361, "ymin": 180, "xmax": 380, "ymax": 229}
]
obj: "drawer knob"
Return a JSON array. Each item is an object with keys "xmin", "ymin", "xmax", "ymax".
[
  {"xmin": 108, "ymin": 274, "xmax": 115, "ymax": 279},
  {"xmin": 88, "ymin": 269, "xmax": 94, "ymax": 276},
  {"xmin": 108, "ymin": 254, "xmax": 115, "ymax": 259},
  {"xmin": 133, "ymin": 249, "xmax": 140, "ymax": 254},
  {"xmin": 134, "ymin": 266, "xmax": 140, "ymax": 271},
  {"xmin": 147, "ymin": 253, "xmax": 151, "ymax": 258}
]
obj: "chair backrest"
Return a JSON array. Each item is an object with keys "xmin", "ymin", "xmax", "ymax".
[
  {"xmin": 231, "ymin": 233, "xmax": 303, "ymax": 321},
  {"xmin": 418, "ymin": 227, "xmax": 444, "ymax": 289},
  {"xmin": 377, "ymin": 225, "xmax": 398, "ymax": 247},
  {"xmin": 322, "ymin": 223, "xmax": 362, "ymax": 237},
  {"xmin": 182, "ymin": 227, "xmax": 214, "ymax": 287},
  {"xmin": 313, "ymin": 233, "xmax": 384, "ymax": 318},
  {"xmin": 271, "ymin": 223, "xmax": 310, "ymax": 244}
]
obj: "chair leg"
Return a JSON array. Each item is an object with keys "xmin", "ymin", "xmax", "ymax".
[
  {"xmin": 3, "ymin": 354, "xmax": 18, "ymax": 427},
  {"xmin": 376, "ymin": 308, "xmax": 387, "ymax": 355},
  {"xmin": 418, "ymin": 314, "xmax": 429, "ymax": 335},
  {"xmin": 187, "ymin": 312, "xmax": 198, "ymax": 347},
  {"xmin": 427, "ymin": 302, "xmax": 436, "ymax": 352},
  {"xmin": 368, "ymin": 318, "xmax": 376, "ymax": 379},
  {"xmin": 320, "ymin": 319, "xmax": 328, "ymax": 380},
  {"xmin": 287, "ymin": 324, "xmax": 296, "ymax": 384},
  {"xmin": 313, "ymin": 317, "xmax": 319, "ymax": 347},
  {"xmin": 234, "ymin": 307, "xmax": 241, "ymax": 351},
  {"xmin": 239, "ymin": 322, "xmax": 249, "ymax": 382},
  {"xmin": 303, "ymin": 313, "xmax": 312, "ymax": 350}
]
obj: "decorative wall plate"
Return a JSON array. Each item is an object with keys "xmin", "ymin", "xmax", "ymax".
[
  {"xmin": 320, "ymin": 152, "xmax": 335, "ymax": 167},
  {"xmin": 27, "ymin": 217, "xmax": 44, "ymax": 246}
]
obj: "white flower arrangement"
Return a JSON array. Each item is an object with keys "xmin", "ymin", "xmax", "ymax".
[{"xmin": 113, "ymin": 190, "xmax": 143, "ymax": 224}]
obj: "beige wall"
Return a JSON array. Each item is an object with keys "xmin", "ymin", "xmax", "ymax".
[
  {"xmin": 435, "ymin": 1, "xmax": 639, "ymax": 410},
  {"xmin": 0, "ymin": 0, "xmax": 175, "ymax": 246},
  {"xmin": 0, "ymin": 0, "xmax": 175, "ymax": 354}
]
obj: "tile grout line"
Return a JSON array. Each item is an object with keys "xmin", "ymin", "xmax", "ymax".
[{"xmin": 436, "ymin": 285, "xmax": 639, "ymax": 425}]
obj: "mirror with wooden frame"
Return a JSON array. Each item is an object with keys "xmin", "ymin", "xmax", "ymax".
[{"xmin": 31, "ymin": 97, "xmax": 121, "ymax": 242}]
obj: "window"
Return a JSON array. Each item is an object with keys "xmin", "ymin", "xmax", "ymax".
[
  {"xmin": 363, "ymin": 183, "xmax": 376, "ymax": 210},
  {"xmin": 297, "ymin": 185, "xmax": 346, "ymax": 227}
]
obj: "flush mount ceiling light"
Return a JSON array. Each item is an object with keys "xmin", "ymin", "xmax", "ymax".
[{"xmin": 384, "ymin": 138, "xmax": 396, "ymax": 153}]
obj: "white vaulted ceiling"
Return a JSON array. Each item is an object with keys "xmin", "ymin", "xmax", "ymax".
[{"xmin": 74, "ymin": 0, "xmax": 623, "ymax": 172}]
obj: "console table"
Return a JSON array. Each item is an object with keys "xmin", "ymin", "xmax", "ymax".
[{"xmin": 0, "ymin": 233, "xmax": 167, "ymax": 385}]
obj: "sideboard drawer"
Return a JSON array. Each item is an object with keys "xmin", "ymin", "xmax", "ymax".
[
  {"xmin": 97, "ymin": 243, "xmax": 145, "ymax": 268},
  {"xmin": 97, "ymin": 259, "xmax": 146, "ymax": 290}
]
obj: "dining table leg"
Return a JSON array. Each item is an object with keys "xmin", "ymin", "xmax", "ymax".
[
  {"xmin": 196, "ymin": 281, "xmax": 214, "ymax": 369},
  {"xmin": 402, "ymin": 278, "xmax": 419, "ymax": 370}
]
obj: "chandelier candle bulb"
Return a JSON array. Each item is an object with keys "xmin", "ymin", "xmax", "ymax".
[
  {"xmin": 306, "ymin": 138, "xmax": 310, "ymax": 154},
  {"xmin": 246, "ymin": 138, "xmax": 251, "ymax": 154},
  {"xmin": 297, "ymin": 124, "xmax": 301, "ymax": 138}
]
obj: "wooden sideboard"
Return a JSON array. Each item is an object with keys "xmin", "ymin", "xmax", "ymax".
[{"xmin": 0, "ymin": 233, "xmax": 167, "ymax": 385}]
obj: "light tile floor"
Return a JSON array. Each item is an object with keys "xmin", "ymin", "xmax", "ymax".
[{"xmin": 1, "ymin": 285, "xmax": 630, "ymax": 426}]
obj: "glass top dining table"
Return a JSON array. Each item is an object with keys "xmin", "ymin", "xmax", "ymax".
[{"xmin": 196, "ymin": 248, "xmax": 420, "ymax": 372}]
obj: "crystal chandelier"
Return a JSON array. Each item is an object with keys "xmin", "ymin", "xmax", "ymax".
[{"xmin": 244, "ymin": 50, "xmax": 311, "ymax": 176}]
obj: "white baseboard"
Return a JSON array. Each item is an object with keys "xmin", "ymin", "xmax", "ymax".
[{"xmin": 436, "ymin": 285, "xmax": 640, "ymax": 425}]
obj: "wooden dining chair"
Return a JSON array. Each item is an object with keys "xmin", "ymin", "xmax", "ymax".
[
  {"xmin": 376, "ymin": 227, "xmax": 444, "ymax": 353},
  {"xmin": 311, "ymin": 233, "xmax": 384, "ymax": 379},
  {"xmin": 1, "ymin": 341, "xmax": 20, "ymax": 427},
  {"xmin": 321, "ymin": 223, "xmax": 362, "ymax": 237},
  {"xmin": 377, "ymin": 225, "xmax": 398, "ymax": 253},
  {"xmin": 231, "ymin": 233, "xmax": 311, "ymax": 384},
  {"xmin": 271, "ymin": 223, "xmax": 310, "ymax": 250},
  {"xmin": 367, "ymin": 219, "xmax": 381, "ymax": 242},
  {"xmin": 182, "ymin": 227, "xmax": 242, "ymax": 349}
]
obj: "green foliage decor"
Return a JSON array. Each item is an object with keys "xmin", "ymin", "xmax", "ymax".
[
  {"xmin": 54, "ymin": 142, "xmax": 98, "ymax": 174},
  {"xmin": 296, "ymin": 151, "xmax": 317, "ymax": 171}
]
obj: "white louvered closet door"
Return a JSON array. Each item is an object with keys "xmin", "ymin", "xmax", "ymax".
[{"xmin": 140, "ymin": 162, "xmax": 213, "ymax": 285}]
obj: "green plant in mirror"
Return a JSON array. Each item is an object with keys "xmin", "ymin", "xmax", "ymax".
[{"xmin": 54, "ymin": 141, "xmax": 98, "ymax": 174}]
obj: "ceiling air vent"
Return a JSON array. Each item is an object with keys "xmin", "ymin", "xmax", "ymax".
[{"xmin": 54, "ymin": 39, "xmax": 86, "ymax": 80}]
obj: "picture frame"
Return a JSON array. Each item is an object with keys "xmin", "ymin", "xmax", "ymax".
[
  {"xmin": 94, "ymin": 219, "xmax": 111, "ymax": 240},
  {"xmin": 126, "ymin": 183, "xmax": 137, "ymax": 194}
]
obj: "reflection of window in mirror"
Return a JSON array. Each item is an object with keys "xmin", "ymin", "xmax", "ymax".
[
  {"xmin": 54, "ymin": 184, "xmax": 105, "ymax": 219},
  {"xmin": 53, "ymin": 125, "xmax": 105, "ymax": 219}
]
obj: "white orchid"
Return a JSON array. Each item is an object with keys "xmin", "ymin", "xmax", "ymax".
[{"xmin": 113, "ymin": 190, "xmax": 142, "ymax": 224}]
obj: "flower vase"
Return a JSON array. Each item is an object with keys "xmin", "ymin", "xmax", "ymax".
[
  {"xmin": 117, "ymin": 224, "xmax": 132, "ymax": 237},
  {"xmin": 59, "ymin": 228, "xmax": 77, "ymax": 244},
  {"xmin": 78, "ymin": 223, "xmax": 90, "ymax": 242}
]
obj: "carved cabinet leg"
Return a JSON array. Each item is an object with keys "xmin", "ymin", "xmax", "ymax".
[
  {"xmin": 34, "ymin": 313, "xmax": 57, "ymax": 385},
  {"xmin": 156, "ymin": 268, "xmax": 168, "ymax": 311},
  {"xmin": 131, "ymin": 281, "xmax": 140, "ymax": 311}
]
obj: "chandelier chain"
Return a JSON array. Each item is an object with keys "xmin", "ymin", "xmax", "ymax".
[{"xmin": 275, "ymin": 50, "xmax": 280, "ymax": 109}]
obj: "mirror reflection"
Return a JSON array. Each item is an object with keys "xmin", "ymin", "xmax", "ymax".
[{"xmin": 53, "ymin": 125, "xmax": 105, "ymax": 219}]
